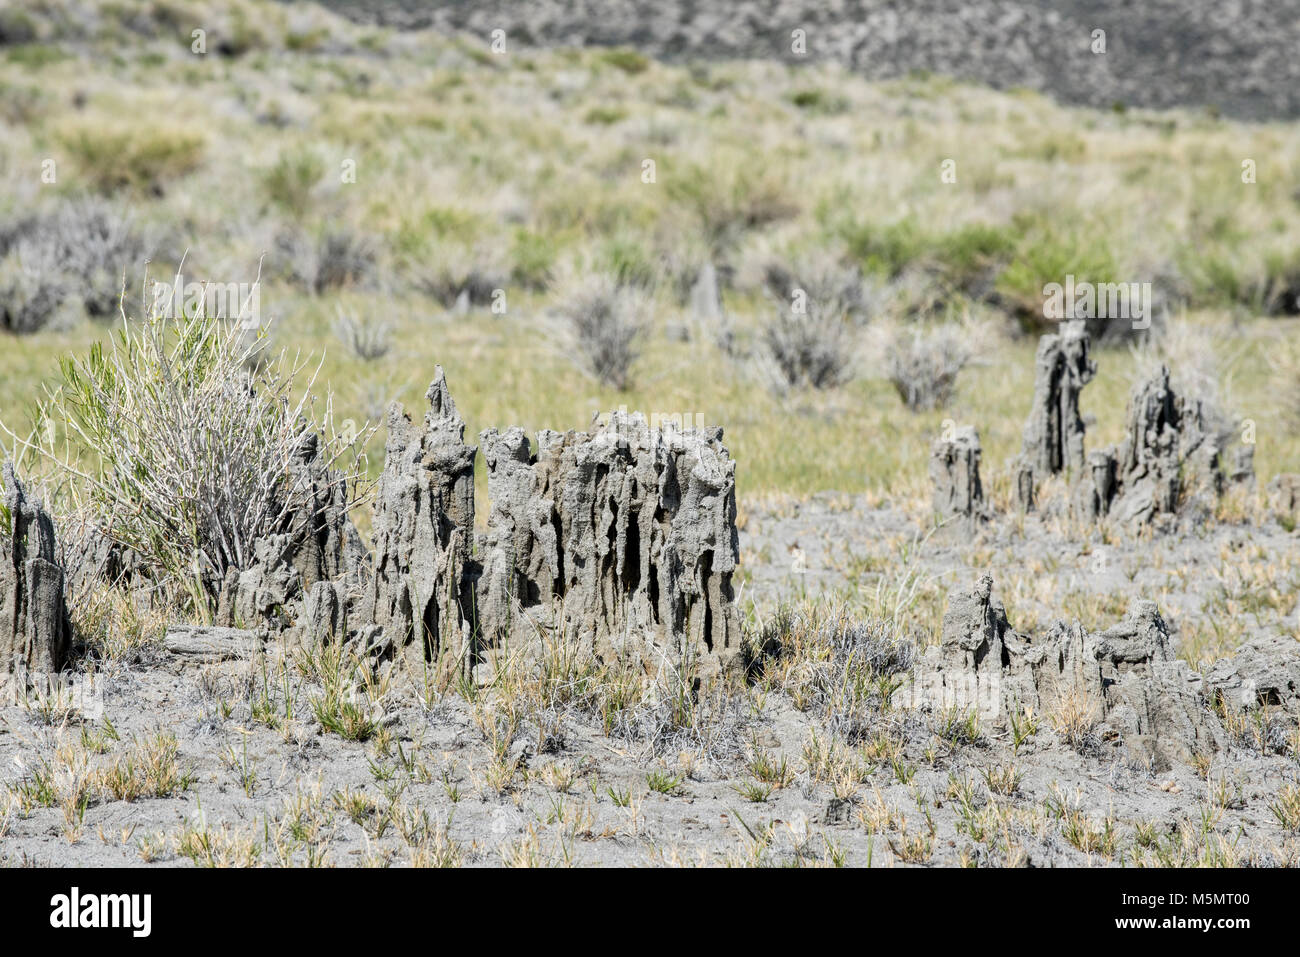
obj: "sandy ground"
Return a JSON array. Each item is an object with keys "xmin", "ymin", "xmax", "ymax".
[{"xmin": 3, "ymin": 495, "xmax": 1297, "ymax": 868}]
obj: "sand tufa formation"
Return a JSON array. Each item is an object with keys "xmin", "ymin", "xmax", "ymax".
[
  {"xmin": 1015, "ymin": 318, "xmax": 1096, "ymax": 509},
  {"xmin": 343, "ymin": 369, "xmax": 741, "ymax": 679},
  {"xmin": 929, "ymin": 425, "xmax": 985, "ymax": 520},
  {"xmin": 477, "ymin": 411, "xmax": 741, "ymax": 680},
  {"xmin": 358, "ymin": 367, "xmax": 478, "ymax": 670},
  {"xmin": 909, "ymin": 575, "xmax": 1300, "ymax": 770},
  {"xmin": 1074, "ymin": 364, "xmax": 1249, "ymax": 527},
  {"xmin": 1, "ymin": 463, "xmax": 72, "ymax": 674},
  {"xmin": 933, "ymin": 320, "xmax": 1254, "ymax": 527},
  {"xmin": 215, "ymin": 431, "xmax": 372, "ymax": 629}
]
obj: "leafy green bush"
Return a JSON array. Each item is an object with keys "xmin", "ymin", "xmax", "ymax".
[
  {"xmin": 262, "ymin": 149, "xmax": 325, "ymax": 221},
  {"xmin": 789, "ymin": 89, "xmax": 850, "ymax": 115},
  {"xmin": 931, "ymin": 223, "xmax": 1018, "ymax": 294},
  {"xmin": 583, "ymin": 105, "xmax": 628, "ymax": 125},
  {"xmin": 509, "ymin": 228, "xmax": 556, "ymax": 290},
  {"xmin": 995, "ymin": 225, "xmax": 1117, "ymax": 331},
  {"xmin": 597, "ymin": 234, "xmax": 659, "ymax": 290},
  {"xmin": 838, "ymin": 216, "xmax": 927, "ymax": 279}
]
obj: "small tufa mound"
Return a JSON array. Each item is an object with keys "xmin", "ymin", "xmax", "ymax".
[
  {"xmin": 477, "ymin": 411, "xmax": 742, "ymax": 680},
  {"xmin": 1006, "ymin": 325, "xmax": 1253, "ymax": 527},
  {"xmin": 301, "ymin": 580, "xmax": 348, "ymax": 647},
  {"xmin": 1, "ymin": 464, "xmax": 72, "ymax": 673},
  {"xmin": 359, "ymin": 366, "xmax": 477, "ymax": 669},
  {"xmin": 1017, "ymin": 319, "xmax": 1095, "ymax": 506},
  {"xmin": 908, "ymin": 576, "xmax": 1300, "ymax": 770},
  {"xmin": 1205, "ymin": 634, "xmax": 1300, "ymax": 718},
  {"xmin": 1072, "ymin": 449, "xmax": 1120, "ymax": 521},
  {"xmin": 929, "ymin": 425, "xmax": 985, "ymax": 520},
  {"xmin": 1077, "ymin": 364, "xmax": 1252, "ymax": 527}
]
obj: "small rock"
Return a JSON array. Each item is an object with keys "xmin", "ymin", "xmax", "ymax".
[{"xmin": 164, "ymin": 625, "xmax": 263, "ymax": 662}]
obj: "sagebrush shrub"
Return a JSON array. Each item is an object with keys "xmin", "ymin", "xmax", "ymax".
[
  {"xmin": 0, "ymin": 199, "xmax": 144, "ymax": 330},
  {"xmin": 762, "ymin": 300, "xmax": 857, "ymax": 391},
  {"xmin": 314, "ymin": 230, "xmax": 376, "ymax": 293},
  {"xmin": 885, "ymin": 323, "xmax": 972, "ymax": 411},
  {"xmin": 417, "ymin": 244, "xmax": 507, "ymax": 309},
  {"xmin": 273, "ymin": 228, "xmax": 377, "ymax": 294},
  {"xmin": 556, "ymin": 275, "xmax": 647, "ymax": 390},
  {"xmin": 54, "ymin": 199, "xmax": 144, "ymax": 317},
  {"xmin": 332, "ymin": 308, "xmax": 391, "ymax": 361},
  {"xmin": 0, "ymin": 238, "xmax": 69, "ymax": 333},
  {"xmin": 762, "ymin": 257, "xmax": 875, "ymax": 325}
]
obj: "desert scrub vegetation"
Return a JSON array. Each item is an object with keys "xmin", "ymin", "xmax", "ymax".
[
  {"xmin": 5, "ymin": 728, "xmax": 193, "ymax": 832},
  {"xmin": 1, "ymin": 0, "xmax": 1299, "ymax": 499},
  {"xmin": 261, "ymin": 149, "xmax": 327, "ymax": 223},
  {"xmin": 0, "ymin": 239, "xmax": 69, "ymax": 334},
  {"xmin": 665, "ymin": 155, "xmax": 801, "ymax": 255},
  {"xmin": 273, "ymin": 228, "xmax": 379, "ymax": 295},
  {"xmin": 761, "ymin": 299, "xmax": 857, "ymax": 392},
  {"xmin": 58, "ymin": 122, "xmax": 206, "ymax": 197},
  {"xmin": 749, "ymin": 602, "xmax": 914, "ymax": 742},
  {"xmin": 2, "ymin": 302, "xmax": 370, "ymax": 613},
  {"xmin": 0, "ymin": 199, "xmax": 144, "ymax": 328},
  {"xmin": 332, "ymin": 308, "xmax": 392, "ymax": 362},
  {"xmin": 883, "ymin": 321, "xmax": 974, "ymax": 411},
  {"xmin": 553, "ymin": 275, "xmax": 649, "ymax": 390},
  {"xmin": 1270, "ymin": 334, "xmax": 1300, "ymax": 428}
]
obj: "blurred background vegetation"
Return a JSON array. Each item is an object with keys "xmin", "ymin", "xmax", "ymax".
[{"xmin": 2, "ymin": 0, "xmax": 1298, "ymax": 518}]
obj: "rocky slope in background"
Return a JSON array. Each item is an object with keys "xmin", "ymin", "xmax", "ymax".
[{"xmin": 314, "ymin": 0, "xmax": 1300, "ymax": 121}]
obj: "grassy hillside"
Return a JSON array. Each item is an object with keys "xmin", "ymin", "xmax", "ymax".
[{"xmin": 1, "ymin": 0, "xmax": 1298, "ymax": 515}]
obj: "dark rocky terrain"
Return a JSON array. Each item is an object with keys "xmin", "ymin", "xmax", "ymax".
[{"xmin": 313, "ymin": 0, "xmax": 1300, "ymax": 120}]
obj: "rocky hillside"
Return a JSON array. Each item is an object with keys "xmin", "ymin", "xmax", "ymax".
[{"xmin": 314, "ymin": 0, "xmax": 1300, "ymax": 120}]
